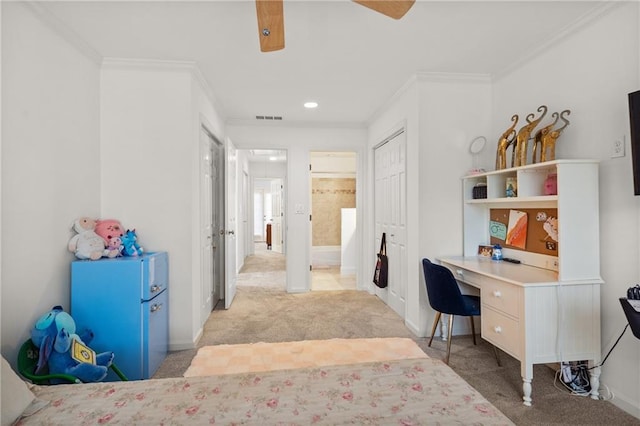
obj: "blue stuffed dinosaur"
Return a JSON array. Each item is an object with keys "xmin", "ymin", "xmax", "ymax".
[
  {"xmin": 31, "ymin": 306, "xmax": 114, "ymax": 383},
  {"xmin": 121, "ymin": 229, "xmax": 144, "ymax": 257}
]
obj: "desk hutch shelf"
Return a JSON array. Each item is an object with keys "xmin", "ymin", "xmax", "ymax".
[
  {"xmin": 462, "ymin": 159, "xmax": 600, "ymax": 280},
  {"xmin": 439, "ymin": 159, "xmax": 602, "ymax": 406}
]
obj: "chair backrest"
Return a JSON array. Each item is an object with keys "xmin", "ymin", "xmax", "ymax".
[{"xmin": 422, "ymin": 258, "xmax": 468, "ymax": 316}]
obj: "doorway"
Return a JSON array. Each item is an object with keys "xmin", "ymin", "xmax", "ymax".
[
  {"xmin": 200, "ymin": 127, "xmax": 224, "ymax": 323},
  {"xmin": 236, "ymin": 149, "xmax": 287, "ymax": 291},
  {"xmin": 310, "ymin": 151, "xmax": 357, "ymax": 291}
]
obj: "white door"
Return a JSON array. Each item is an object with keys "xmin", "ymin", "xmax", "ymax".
[
  {"xmin": 374, "ymin": 130, "xmax": 407, "ymax": 317},
  {"xmin": 224, "ymin": 137, "xmax": 238, "ymax": 309},
  {"xmin": 200, "ymin": 129, "xmax": 222, "ymax": 322},
  {"xmin": 254, "ymin": 188, "xmax": 265, "ymax": 241},
  {"xmin": 242, "ymin": 170, "xmax": 250, "ymax": 260},
  {"xmin": 270, "ymin": 178, "xmax": 284, "ymax": 253}
]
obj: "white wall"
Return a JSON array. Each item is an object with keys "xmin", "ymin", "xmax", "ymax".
[
  {"xmin": 490, "ymin": 2, "xmax": 640, "ymax": 417},
  {"xmin": 249, "ymin": 159, "xmax": 287, "ymax": 179},
  {"xmin": 226, "ymin": 125, "xmax": 367, "ymax": 292},
  {"xmin": 311, "ymin": 154, "xmax": 356, "ymax": 175},
  {"xmin": 1, "ymin": 3, "xmax": 102, "ymax": 364},
  {"xmin": 100, "ymin": 60, "xmax": 225, "ymax": 350},
  {"xmin": 341, "ymin": 208, "xmax": 357, "ymax": 274}
]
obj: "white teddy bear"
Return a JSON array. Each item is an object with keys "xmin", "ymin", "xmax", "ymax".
[{"xmin": 68, "ymin": 217, "xmax": 117, "ymax": 260}]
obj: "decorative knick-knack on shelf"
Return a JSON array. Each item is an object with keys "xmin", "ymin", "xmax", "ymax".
[
  {"xmin": 532, "ymin": 112, "xmax": 559, "ymax": 164},
  {"xmin": 506, "ymin": 177, "xmax": 517, "ymax": 197},
  {"xmin": 495, "ymin": 106, "xmax": 571, "ymax": 169},
  {"xmin": 544, "ymin": 173, "xmax": 558, "ymax": 195},
  {"xmin": 514, "ymin": 105, "xmax": 547, "ymax": 167},
  {"xmin": 495, "ymin": 115, "xmax": 518, "ymax": 170},
  {"xmin": 540, "ymin": 110, "xmax": 571, "ymax": 163}
]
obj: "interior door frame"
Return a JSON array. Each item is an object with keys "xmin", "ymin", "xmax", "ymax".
[
  {"xmin": 373, "ymin": 129, "xmax": 407, "ymax": 317},
  {"xmin": 200, "ymin": 125, "xmax": 224, "ymax": 318},
  {"xmin": 224, "ymin": 137, "xmax": 238, "ymax": 309},
  {"xmin": 308, "ymin": 150, "xmax": 359, "ymax": 289}
]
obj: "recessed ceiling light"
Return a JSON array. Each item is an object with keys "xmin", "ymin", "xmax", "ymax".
[
  {"xmin": 304, "ymin": 101, "xmax": 318, "ymax": 109},
  {"xmin": 269, "ymin": 156, "xmax": 278, "ymax": 161}
]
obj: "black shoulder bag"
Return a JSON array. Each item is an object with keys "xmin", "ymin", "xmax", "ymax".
[{"xmin": 373, "ymin": 233, "xmax": 388, "ymax": 288}]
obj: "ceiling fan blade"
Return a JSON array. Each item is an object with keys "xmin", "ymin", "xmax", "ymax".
[
  {"xmin": 353, "ymin": 0, "xmax": 415, "ymax": 19},
  {"xmin": 256, "ymin": 0, "xmax": 285, "ymax": 52}
]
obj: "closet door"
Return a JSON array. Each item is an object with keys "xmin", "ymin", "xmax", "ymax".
[
  {"xmin": 374, "ymin": 130, "xmax": 407, "ymax": 317},
  {"xmin": 200, "ymin": 128, "xmax": 223, "ymax": 322}
]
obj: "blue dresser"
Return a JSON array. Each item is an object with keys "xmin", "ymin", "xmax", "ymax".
[{"xmin": 71, "ymin": 252, "xmax": 169, "ymax": 381}]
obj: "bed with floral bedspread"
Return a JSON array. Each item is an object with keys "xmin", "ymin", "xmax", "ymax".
[{"xmin": 14, "ymin": 357, "xmax": 514, "ymax": 425}]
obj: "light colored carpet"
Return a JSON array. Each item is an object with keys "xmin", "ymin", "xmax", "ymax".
[{"xmin": 183, "ymin": 337, "xmax": 427, "ymax": 377}]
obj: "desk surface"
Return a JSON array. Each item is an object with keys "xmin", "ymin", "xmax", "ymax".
[{"xmin": 438, "ymin": 256, "xmax": 559, "ymax": 287}]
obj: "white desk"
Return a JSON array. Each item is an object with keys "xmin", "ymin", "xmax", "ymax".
[{"xmin": 438, "ymin": 256, "xmax": 602, "ymax": 406}]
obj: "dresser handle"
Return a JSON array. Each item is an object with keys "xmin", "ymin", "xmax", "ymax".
[
  {"xmin": 151, "ymin": 303, "xmax": 162, "ymax": 313},
  {"xmin": 493, "ymin": 290, "xmax": 502, "ymax": 298},
  {"xmin": 494, "ymin": 326, "xmax": 502, "ymax": 334},
  {"xmin": 456, "ymin": 269, "xmax": 464, "ymax": 277},
  {"xmin": 150, "ymin": 285, "xmax": 161, "ymax": 293}
]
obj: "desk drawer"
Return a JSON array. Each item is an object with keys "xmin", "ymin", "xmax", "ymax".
[
  {"xmin": 444, "ymin": 264, "xmax": 483, "ymax": 287},
  {"xmin": 482, "ymin": 280, "xmax": 520, "ymax": 319},
  {"xmin": 481, "ymin": 306, "xmax": 521, "ymax": 359}
]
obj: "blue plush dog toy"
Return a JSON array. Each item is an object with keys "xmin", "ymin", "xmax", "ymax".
[
  {"xmin": 31, "ymin": 305, "xmax": 114, "ymax": 383},
  {"xmin": 121, "ymin": 229, "xmax": 144, "ymax": 257}
]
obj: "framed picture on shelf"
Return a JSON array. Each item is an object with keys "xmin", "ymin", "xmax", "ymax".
[{"xmin": 478, "ymin": 245, "xmax": 493, "ymax": 257}]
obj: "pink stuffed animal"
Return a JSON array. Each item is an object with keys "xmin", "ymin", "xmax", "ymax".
[
  {"xmin": 68, "ymin": 217, "xmax": 117, "ymax": 260},
  {"xmin": 95, "ymin": 219, "xmax": 124, "ymax": 248}
]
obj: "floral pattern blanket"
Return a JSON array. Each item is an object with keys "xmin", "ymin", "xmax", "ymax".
[{"xmin": 17, "ymin": 358, "xmax": 513, "ymax": 425}]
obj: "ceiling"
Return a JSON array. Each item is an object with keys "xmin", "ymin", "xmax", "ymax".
[{"xmin": 35, "ymin": 1, "xmax": 605, "ymax": 127}]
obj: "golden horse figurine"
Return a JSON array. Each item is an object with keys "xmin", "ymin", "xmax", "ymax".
[
  {"xmin": 514, "ymin": 105, "xmax": 547, "ymax": 167},
  {"xmin": 541, "ymin": 110, "xmax": 570, "ymax": 162},
  {"xmin": 532, "ymin": 112, "xmax": 559, "ymax": 163},
  {"xmin": 495, "ymin": 114, "xmax": 518, "ymax": 170}
]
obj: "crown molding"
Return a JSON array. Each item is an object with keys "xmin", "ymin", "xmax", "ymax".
[
  {"xmin": 24, "ymin": 1, "xmax": 102, "ymax": 65},
  {"xmin": 367, "ymin": 71, "xmax": 492, "ymax": 125},
  {"xmin": 493, "ymin": 1, "xmax": 622, "ymax": 82},
  {"xmin": 414, "ymin": 72, "xmax": 492, "ymax": 84},
  {"xmin": 101, "ymin": 57, "xmax": 197, "ymax": 72},
  {"xmin": 366, "ymin": 74, "xmax": 418, "ymax": 126},
  {"xmin": 191, "ymin": 64, "xmax": 228, "ymax": 123},
  {"xmin": 101, "ymin": 58, "xmax": 227, "ymax": 122}
]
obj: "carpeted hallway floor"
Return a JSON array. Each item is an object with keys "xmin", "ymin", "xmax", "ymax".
[{"xmin": 154, "ymin": 282, "xmax": 639, "ymax": 425}]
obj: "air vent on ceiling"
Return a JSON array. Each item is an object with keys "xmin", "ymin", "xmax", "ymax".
[{"xmin": 256, "ymin": 115, "xmax": 283, "ymax": 120}]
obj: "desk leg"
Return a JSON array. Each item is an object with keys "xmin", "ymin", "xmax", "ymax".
[
  {"xmin": 522, "ymin": 378, "xmax": 532, "ymax": 406},
  {"xmin": 589, "ymin": 365, "xmax": 601, "ymax": 400}
]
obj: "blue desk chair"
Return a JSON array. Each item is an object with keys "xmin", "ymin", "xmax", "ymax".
[{"xmin": 422, "ymin": 258, "xmax": 482, "ymax": 364}]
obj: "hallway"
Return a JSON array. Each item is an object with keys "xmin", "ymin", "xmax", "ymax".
[{"xmin": 237, "ymin": 243, "xmax": 356, "ymax": 291}]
